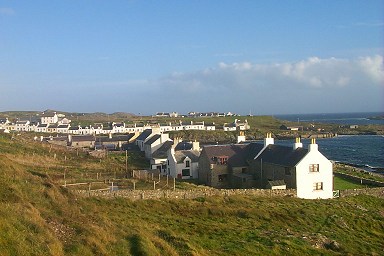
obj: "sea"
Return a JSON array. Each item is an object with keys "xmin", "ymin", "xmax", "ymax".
[{"xmin": 274, "ymin": 112, "xmax": 384, "ymax": 171}]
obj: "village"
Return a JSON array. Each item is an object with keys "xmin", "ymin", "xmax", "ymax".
[{"xmin": 0, "ymin": 111, "xmax": 335, "ymax": 200}]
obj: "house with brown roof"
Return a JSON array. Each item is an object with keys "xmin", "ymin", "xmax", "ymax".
[
  {"xmin": 198, "ymin": 143, "xmax": 253, "ymax": 188},
  {"xmin": 198, "ymin": 134, "xmax": 333, "ymax": 199}
]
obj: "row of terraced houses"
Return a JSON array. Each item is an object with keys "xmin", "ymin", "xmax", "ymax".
[{"xmin": 0, "ymin": 112, "xmax": 250, "ymax": 134}]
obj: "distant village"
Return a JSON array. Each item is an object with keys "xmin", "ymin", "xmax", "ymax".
[
  {"xmin": 0, "ymin": 111, "xmax": 334, "ymax": 200},
  {"xmin": 0, "ymin": 111, "xmax": 251, "ymax": 134}
]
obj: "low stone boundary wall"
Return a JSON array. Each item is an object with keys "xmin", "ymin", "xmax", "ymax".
[
  {"xmin": 339, "ymin": 187, "xmax": 384, "ymax": 198},
  {"xmin": 75, "ymin": 188, "xmax": 297, "ymax": 200},
  {"xmin": 334, "ymin": 172, "xmax": 384, "ymax": 187}
]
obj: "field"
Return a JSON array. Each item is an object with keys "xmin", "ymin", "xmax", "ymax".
[{"xmin": 0, "ymin": 133, "xmax": 383, "ymax": 255}]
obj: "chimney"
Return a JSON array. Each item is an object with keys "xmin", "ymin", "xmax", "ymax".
[
  {"xmin": 172, "ymin": 137, "xmax": 181, "ymax": 149},
  {"xmin": 237, "ymin": 131, "xmax": 246, "ymax": 143},
  {"xmin": 192, "ymin": 140, "xmax": 200, "ymax": 151},
  {"xmin": 293, "ymin": 137, "xmax": 303, "ymax": 150},
  {"xmin": 264, "ymin": 132, "xmax": 274, "ymax": 147},
  {"xmin": 160, "ymin": 133, "xmax": 169, "ymax": 143},
  {"xmin": 308, "ymin": 138, "xmax": 318, "ymax": 152}
]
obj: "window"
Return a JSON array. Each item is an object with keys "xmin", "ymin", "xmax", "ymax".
[
  {"xmin": 215, "ymin": 156, "xmax": 228, "ymax": 165},
  {"xmin": 313, "ymin": 182, "xmax": 323, "ymax": 191},
  {"xmin": 182, "ymin": 169, "xmax": 190, "ymax": 177},
  {"xmin": 185, "ymin": 160, "xmax": 190, "ymax": 167},
  {"xmin": 309, "ymin": 164, "xmax": 319, "ymax": 172},
  {"xmin": 218, "ymin": 174, "xmax": 228, "ymax": 182}
]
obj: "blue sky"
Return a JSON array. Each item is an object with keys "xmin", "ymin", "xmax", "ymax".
[{"xmin": 0, "ymin": 1, "xmax": 383, "ymax": 115}]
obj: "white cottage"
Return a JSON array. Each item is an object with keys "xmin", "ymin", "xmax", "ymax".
[
  {"xmin": 253, "ymin": 135, "xmax": 333, "ymax": 199},
  {"xmin": 166, "ymin": 139, "xmax": 200, "ymax": 179}
]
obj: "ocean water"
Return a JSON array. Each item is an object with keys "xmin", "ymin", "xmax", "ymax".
[
  {"xmin": 275, "ymin": 112, "xmax": 384, "ymax": 125},
  {"xmin": 272, "ymin": 112, "xmax": 384, "ymax": 170},
  {"xmin": 275, "ymin": 135, "xmax": 384, "ymax": 169}
]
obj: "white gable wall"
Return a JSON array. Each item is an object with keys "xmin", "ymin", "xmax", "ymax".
[{"xmin": 295, "ymin": 150, "xmax": 333, "ymax": 199}]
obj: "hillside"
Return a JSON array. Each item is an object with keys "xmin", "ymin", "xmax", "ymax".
[{"xmin": 0, "ymin": 134, "xmax": 383, "ymax": 255}]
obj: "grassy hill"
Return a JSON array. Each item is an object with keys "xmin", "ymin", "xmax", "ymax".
[{"xmin": 0, "ymin": 134, "xmax": 383, "ymax": 255}]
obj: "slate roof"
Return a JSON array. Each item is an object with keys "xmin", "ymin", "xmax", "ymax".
[
  {"xmin": 152, "ymin": 141, "xmax": 173, "ymax": 159},
  {"xmin": 96, "ymin": 134, "xmax": 134, "ymax": 143},
  {"xmin": 144, "ymin": 134, "xmax": 161, "ymax": 145},
  {"xmin": 175, "ymin": 150, "xmax": 200, "ymax": 163},
  {"xmin": 136, "ymin": 129, "xmax": 152, "ymax": 141},
  {"xmin": 202, "ymin": 144, "xmax": 250, "ymax": 167},
  {"xmin": 57, "ymin": 124, "xmax": 69, "ymax": 128},
  {"xmin": 16, "ymin": 120, "xmax": 29, "ymax": 124},
  {"xmin": 268, "ymin": 180, "xmax": 286, "ymax": 187},
  {"xmin": 41, "ymin": 112, "xmax": 56, "ymax": 117},
  {"xmin": 255, "ymin": 144, "xmax": 308, "ymax": 167},
  {"xmin": 174, "ymin": 141, "xmax": 193, "ymax": 151},
  {"xmin": 71, "ymin": 135, "xmax": 95, "ymax": 142},
  {"xmin": 37, "ymin": 124, "xmax": 49, "ymax": 128},
  {"xmin": 245, "ymin": 143, "xmax": 265, "ymax": 160}
]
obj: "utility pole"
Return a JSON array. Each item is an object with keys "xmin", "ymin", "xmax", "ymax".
[{"xmin": 125, "ymin": 150, "xmax": 128, "ymax": 173}]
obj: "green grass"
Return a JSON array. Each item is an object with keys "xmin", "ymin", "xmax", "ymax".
[
  {"xmin": 334, "ymin": 164, "xmax": 384, "ymax": 183},
  {"xmin": 0, "ymin": 134, "xmax": 383, "ymax": 255},
  {"xmin": 333, "ymin": 176, "xmax": 372, "ymax": 190}
]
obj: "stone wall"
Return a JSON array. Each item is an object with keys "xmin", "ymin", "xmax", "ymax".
[
  {"xmin": 75, "ymin": 188, "xmax": 297, "ymax": 200},
  {"xmin": 339, "ymin": 187, "xmax": 384, "ymax": 198}
]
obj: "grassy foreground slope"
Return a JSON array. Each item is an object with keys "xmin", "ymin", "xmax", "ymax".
[{"xmin": 0, "ymin": 135, "xmax": 383, "ymax": 255}]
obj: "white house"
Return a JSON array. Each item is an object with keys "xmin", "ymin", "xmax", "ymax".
[
  {"xmin": 15, "ymin": 120, "xmax": 30, "ymax": 131},
  {"xmin": 144, "ymin": 133, "xmax": 171, "ymax": 159},
  {"xmin": 167, "ymin": 139, "xmax": 200, "ymax": 179},
  {"xmin": 253, "ymin": 136, "xmax": 333, "ymax": 199},
  {"xmin": 41, "ymin": 112, "xmax": 59, "ymax": 124},
  {"xmin": 36, "ymin": 123, "xmax": 49, "ymax": 133},
  {"xmin": 57, "ymin": 124, "xmax": 70, "ymax": 134},
  {"xmin": 294, "ymin": 138, "xmax": 333, "ymax": 199}
]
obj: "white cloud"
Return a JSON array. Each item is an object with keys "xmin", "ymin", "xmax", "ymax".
[
  {"xmin": 0, "ymin": 7, "xmax": 15, "ymax": 16},
  {"xmin": 148, "ymin": 55, "xmax": 383, "ymax": 114}
]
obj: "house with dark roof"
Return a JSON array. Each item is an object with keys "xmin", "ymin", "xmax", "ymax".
[
  {"xmin": 251, "ymin": 135, "xmax": 333, "ymax": 199},
  {"xmin": 36, "ymin": 123, "xmax": 49, "ymax": 133},
  {"xmin": 144, "ymin": 133, "xmax": 171, "ymax": 159},
  {"xmin": 57, "ymin": 124, "xmax": 70, "ymax": 134},
  {"xmin": 15, "ymin": 120, "xmax": 30, "ymax": 131},
  {"xmin": 151, "ymin": 140, "xmax": 174, "ymax": 173},
  {"xmin": 94, "ymin": 134, "xmax": 135, "ymax": 150},
  {"xmin": 136, "ymin": 129, "xmax": 162, "ymax": 151},
  {"xmin": 198, "ymin": 134, "xmax": 333, "ymax": 199},
  {"xmin": 0, "ymin": 118, "xmax": 10, "ymax": 126},
  {"xmin": 167, "ymin": 138, "xmax": 200, "ymax": 179},
  {"xmin": 69, "ymin": 135, "xmax": 95, "ymax": 148},
  {"xmin": 41, "ymin": 112, "xmax": 58, "ymax": 124},
  {"xmin": 47, "ymin": 124, "xmax": 58, "ymax": 133},
  {"xmin": 198, "ymin": 143, "xmax": 252, "ymax": 188}
]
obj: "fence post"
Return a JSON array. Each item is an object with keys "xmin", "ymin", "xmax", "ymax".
[
  {"xmin": 173, "ymin": 178, "xmax": 176, "ymax": 190},
  {"xmin": 153, "ymin": 181, "xmax": 156, "ymax": 190}
]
